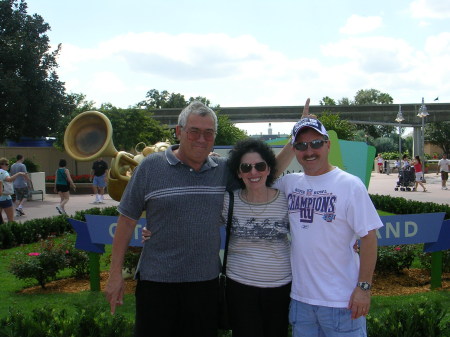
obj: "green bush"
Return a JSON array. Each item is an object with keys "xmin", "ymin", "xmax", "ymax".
[
  {"xmin": 418, "ymin": 250, "xmax": 450, "ymax": 273},
  {"xmin": 369, "ymin": 194, "xmax": 450, "ymax": 219},
  {"xmin": 0, "ymin": 305, "xmax": 134, "ymax": 337},
  {"xmin": 0, "ymin": 207, "xmax": 118, "ymax": 250},
  {"xmin": 8, "ymin": 235, "xmax": 89, "ymax": 288},
  {"xmin": 367, "ymin": 298, "xmax": 449, "ymax": 337},
  {"xmin": 9, "ymin": 240, "xmax": 67, "ymax": 288},
  {"xmin": 376, "ymin": 245, "xmax": 416, "ymax": 275}
]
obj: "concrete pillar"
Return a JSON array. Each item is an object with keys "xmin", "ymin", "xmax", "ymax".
[{"xmin": 413, "ymin": 126, "xmax": 423, "ymax": 158}]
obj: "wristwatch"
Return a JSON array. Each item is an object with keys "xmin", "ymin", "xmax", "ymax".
[{"xmin": 357, "ymin": 282, "xmax": 372, "ymax": 291}]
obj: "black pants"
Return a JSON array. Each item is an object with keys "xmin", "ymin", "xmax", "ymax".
[
  {"xmin": 226, "ymin": 278, "xmax": 291, "ymax": 337},
  {"xmin": 134, "ymin": 277, "xmax": 219, "ymax": 337}
]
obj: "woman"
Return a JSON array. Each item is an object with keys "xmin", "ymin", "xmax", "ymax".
[
  {"xmin": 223, "ymin": 138, "xmax": 291, "ymax": 337},
  {"xmin": 413, "ymin": 155, "xmax": 427, "ymax": 192},
  {"xmin": 0, "ymin": 157, "xmax": 27, "ymax": 222},
  {"xmin": 54, "ymin": 159, "xmax": 76, "ymax": 214}
]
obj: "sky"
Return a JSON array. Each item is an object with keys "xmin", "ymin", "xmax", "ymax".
[{"xmin": 25, "ymin": 0, "xmax": 450, "ymax": 136}]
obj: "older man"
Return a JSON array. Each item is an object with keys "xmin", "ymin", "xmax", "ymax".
[
  {"xmin": 274, "ymin": 117, "xmax": 383, "ymax": 337},
  {"xmin": 105, "ymin": 100, "xmax": 297, "ymax": 337}
]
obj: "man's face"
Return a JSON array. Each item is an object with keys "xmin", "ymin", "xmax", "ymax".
[
  {"xmin": 176, "ymin": 113, "xmax": 216, "ymax": 165},
  {"xmin": 293, "ymin": 128, "xmax": 331, "ymax": 176}
]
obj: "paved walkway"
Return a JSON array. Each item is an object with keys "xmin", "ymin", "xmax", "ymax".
[{"xmin": 7, "ymin": 171, "xmax": 449, "ymax": 222}]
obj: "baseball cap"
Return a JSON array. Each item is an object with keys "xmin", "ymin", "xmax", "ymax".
[{"xmin": 291, "ymin": 117, "xmax": 329, "ymax": 144}]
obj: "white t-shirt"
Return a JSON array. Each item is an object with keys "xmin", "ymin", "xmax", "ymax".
[
  {"xmin": 438, "ymin": 158, "xmax": 449, "ymax": 173},
  {"xmin": 274, "ymin": 167, "xmax": 383, "ymax": 308},
  {"xmin": 222, "ymin": 189, "xmax": 291, "ymax": 288}
]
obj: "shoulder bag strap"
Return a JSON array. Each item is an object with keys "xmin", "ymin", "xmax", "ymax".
[{"xmin": 221, "ymin": 190, "xmax": 234, "ymax": 275}]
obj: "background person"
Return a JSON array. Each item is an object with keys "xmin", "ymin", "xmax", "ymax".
[
  {"xmin": 437, "ymin": 154, "xmax": 449, "ymax": 190},
  {"xmin": 0, "ymin": 157, "xmax": 27, "ymax": 222},
  {"xmin": 376, "ymin": 153, "xmax": 383, "ymax": 173},
  {"xmin": 54, "ymin": 159, "xmax": 76, "ymax": 214},
  {"xmin": 413, "ymin": 156, "xmax": 427, "ymax": 192},
  {"xmin": 274, "ymin": 118, "xmax": 383, "ymax": 337},
  {"xmin": 90, "ymin": 157, "xmax": 108, "ymax": 203},
  {"xmin": 10, "ymin": 154, "xmax": 29, "ymax": 216},
  {"xmin": 401, "ymin": 154, "xmax": 410, "ymax": 169}
]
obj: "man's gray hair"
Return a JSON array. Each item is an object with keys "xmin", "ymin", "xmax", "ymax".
[{"xmin": 178, "ymin": 101, "xmax": 218, "ymax": 130}]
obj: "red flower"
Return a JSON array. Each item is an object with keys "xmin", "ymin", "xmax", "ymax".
[
  {"xmin": 394, "ymin": 247, "xmax": 401, "ymax": 251},
  {"xmin": 28, "ymin": 252, "xmax": 40, "ymax": 256}
]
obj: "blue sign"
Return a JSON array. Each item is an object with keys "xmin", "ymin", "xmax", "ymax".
[
  {"xmin": 377, "ymin": 213, "xmax": 445, "ymax": 246},
  {"xmin": 70, "ymin": 213, "xmax": 449, "ymax": 253},
  {"xmin": 424, "ymin": 219, "xmax": 450, "ymax": 252}
]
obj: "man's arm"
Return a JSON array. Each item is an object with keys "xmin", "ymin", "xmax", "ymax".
[
  {"xmin": 274, "ymin": 98, "xmax": 311, "ymax": 177},
  {"xmin": 348, "ymin": 229, "xmax": 378, "ymax": 319},
  {"xmin": 105, "ymin": 214, "xmax": 138, "ymax": 314}
]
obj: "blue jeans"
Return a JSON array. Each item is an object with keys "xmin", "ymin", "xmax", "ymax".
[{"xmin": 289, "ymin": 299, "xmax": 367, "ymax": 337}]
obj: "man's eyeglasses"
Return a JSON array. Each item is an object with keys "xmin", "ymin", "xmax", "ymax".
[
  {"xmin": 239, "ymin": 162, "xmax": 267, "ymax": 173},
  {"xmin": 183, "ymin": 128, "xmax": 216, "ymax": 141},
  {"xmin": 293, "ymin": 139, "xmax": 328, "ymax": 151}
]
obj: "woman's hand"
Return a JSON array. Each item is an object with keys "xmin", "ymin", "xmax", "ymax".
[{"xmin": 141, "ymin": 227, "xmax": 152, "ymax": 243}]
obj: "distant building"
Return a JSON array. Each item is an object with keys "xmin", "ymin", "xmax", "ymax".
[{"xmin": 250, "ymin": 123, "xmax": 290, "ymax": 144}]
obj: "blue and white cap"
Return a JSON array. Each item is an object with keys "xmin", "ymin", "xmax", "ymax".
[{"xmin": 291, "ymin": 117, "xmax": 329, "ymax": 144}]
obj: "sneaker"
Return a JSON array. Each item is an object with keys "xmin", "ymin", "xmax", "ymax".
[
  {"xmin": 16, "ymin": 208, "xmax": 25, "ymax": 216},
  {"xmin": 16, "ymin": 211, "xmax": 21, "ymax": 217},
  {"xmin": 56, "ymin": 206, "xmax": 63, "ymax": 214},
  {"xmin": 444, "ymin": 187, "xmax": 448, "ymax": 190}
]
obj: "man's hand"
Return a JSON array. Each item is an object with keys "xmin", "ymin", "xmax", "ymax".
[
  {"xmin": 348, "ymin": 287, "xmax": 371, "ymax": 319},
  {"xmin": 105, "ymin": 272, "xmax": 126, "ymax": 315}
]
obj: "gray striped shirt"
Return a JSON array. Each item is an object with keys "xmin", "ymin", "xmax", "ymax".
[{"xmin": 119, "ymin": 145, "xmax": 231, "ymax": 282}]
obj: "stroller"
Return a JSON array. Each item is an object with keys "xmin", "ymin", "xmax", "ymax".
[{"xmin": 395, "ymin": 166, "xmax": 415, "ymax": 191}]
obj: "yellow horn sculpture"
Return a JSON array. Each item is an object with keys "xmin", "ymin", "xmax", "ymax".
[
  {"xmin": 64, "ymin": 111, "xmax": 138, "ymax": 201},
  {"xmin": 64, "ymin": 111, "xmax": 171, "ymax": 201}
]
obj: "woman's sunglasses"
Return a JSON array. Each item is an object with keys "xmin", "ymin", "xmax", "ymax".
[
  {"xmin": 239, "ymin": 162, "xmax": 267, "ymax": 173},
  {"xmin": 293, "ymin": 139, "xmax": 328, "ymax": 151}
]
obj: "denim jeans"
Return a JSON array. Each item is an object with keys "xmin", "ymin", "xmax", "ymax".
[{"xmin": 289, "ymin": 299, "xmax": 367, "ymax": 337}]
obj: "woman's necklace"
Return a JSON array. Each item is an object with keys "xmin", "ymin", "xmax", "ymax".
[{"xmin": 241, "ymin": 188, "xmax": 270, "ymax": 217}]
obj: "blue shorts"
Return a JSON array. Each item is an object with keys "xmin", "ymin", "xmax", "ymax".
[
  {"xmin": 0, "ymin": 199, "xmax": 13, "ymax": 208},
  {"xmin": 289, "ymin": 299, "xmax": 367, "ymax": 337},
  {"xmin": 93, "ymin": 174, "xmax": 106, "ymax": 188}
]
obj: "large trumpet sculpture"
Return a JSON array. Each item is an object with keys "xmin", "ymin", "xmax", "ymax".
[{"xmin": 64, "ymin": 111, "xmax": 170, "ymax": 201}]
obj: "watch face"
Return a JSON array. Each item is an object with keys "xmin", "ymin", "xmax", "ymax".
[{"xmin": 358, "ymin": 282, "xmax": 371, "ymax": 290}]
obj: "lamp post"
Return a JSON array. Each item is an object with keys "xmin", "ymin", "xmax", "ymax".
[
  {"xmin": 417, "ymin": 97, "xmax": 429, "ymax": 159},
  {"xmin": 395, "ymin": 105, "xmax": 404, "ymax": 155}
]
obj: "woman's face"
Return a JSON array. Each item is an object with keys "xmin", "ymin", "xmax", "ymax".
[{"xmin": 237, "ymin": 152, "xmax": 270, "ymax": 190}]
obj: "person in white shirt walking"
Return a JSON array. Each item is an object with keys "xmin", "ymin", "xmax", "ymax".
[{"xmin": 437, "ymin": 154, "xmax": 449, "ymax": 190}]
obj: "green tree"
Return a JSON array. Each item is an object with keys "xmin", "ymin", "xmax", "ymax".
[
  {"xmin": 0, "ymin": 0, "xmax": 75, "ymax": 143},
  {"xmin": 425, "ymin": 121, "xmax": 450, "ymax": 155},
  {"xmin": 352, "ymin": 89, "xmax": 395, "ymax": 138},
  {"xmin": 136, "ymin": 89, "xmax": 245, "ymax": 146},
  {"xmin": 214, "ymin": 113, "xmax": 247, "ymax": 146},
  {"xmin": 317, "ymin": 111, "xmax": 356, "ymax": 141},
  {"xmin": 319, "ymin": 96, "xmax": 336, "ymax": 106},
  {"xmin": 354, "ymin": 89, "xmax": 393, "ymax": 105},
  {"xmin": 103, "ymin": 106, "xmax": 174, "ymax": 152}
]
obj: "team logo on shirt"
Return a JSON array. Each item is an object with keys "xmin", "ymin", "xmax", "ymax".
[{"xmin": 287, "ymin": 190, "xmax": 336, "ymax": 224}]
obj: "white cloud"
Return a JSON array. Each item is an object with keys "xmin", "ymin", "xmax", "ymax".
[
  {"xmin": 53, "ymin": 29, "xmax": 450, "ymax": 109},
  {"xmin": 340, "ymin": 15, "xmax": 383, "ymax": 35},
  {"xmin": 410, "ymin": 0, "xmax": 450, "ymax": 19}
]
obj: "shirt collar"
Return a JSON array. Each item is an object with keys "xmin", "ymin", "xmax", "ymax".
[{"xmin": 166, "ymin": 144, "xmax": 218, "ymax": 171}]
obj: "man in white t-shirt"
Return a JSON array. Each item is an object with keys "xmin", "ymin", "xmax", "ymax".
[
  {"xmin": 274, "ymin": 117, "xmax": 383, "ymax": 337},
  {"xmin": 437, "ymin": 154, "xmax": 449, "ymax": 190}
]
